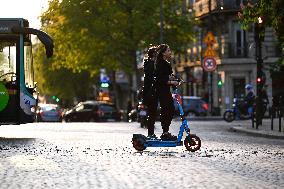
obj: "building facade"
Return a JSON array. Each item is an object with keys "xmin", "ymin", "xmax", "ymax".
[{"xmin": 174, "ymin": 0, "xmax": 280, "ymax": 115}]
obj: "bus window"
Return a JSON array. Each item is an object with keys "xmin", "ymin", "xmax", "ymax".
[{"xmin": 24, "ymin": 42, "xmax": 34, "ymax": 90}]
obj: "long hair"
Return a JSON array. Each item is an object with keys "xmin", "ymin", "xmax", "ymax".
[
  {"xmin": 155, "ymin": 44, "xmax": 169, "ymax": 64},
  {"xmin": 147, "ymin": 46, "xmax": 157, "ymax": 60}
]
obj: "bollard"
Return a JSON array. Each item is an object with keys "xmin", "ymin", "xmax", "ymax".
[
  {"xmin": 251, "ymin": 110, "xmax": 254, "ymax": 128},
  {"xmin": 279, "ymin": 108, "xmax": 282, "ymax": 132},
  {"xmin": 271, "ymin": 106, "xmax": 274, "ymax": 130}
]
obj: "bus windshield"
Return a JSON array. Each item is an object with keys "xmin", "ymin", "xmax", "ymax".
[{"xmin": 0, "ymin": 41, "xmax": 17, "ymax": 82}]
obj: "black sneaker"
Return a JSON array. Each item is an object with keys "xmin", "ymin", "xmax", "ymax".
[
  {"xmin": 147, "ymin": 134, "xmax": 158, "ymax": 140},
  {"xmin": 160, "ymin": 132, "xmax": 177, "ymax": 141}
]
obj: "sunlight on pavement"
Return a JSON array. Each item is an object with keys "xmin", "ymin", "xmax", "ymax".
[{"xmin": 7, "ymin": 155, "xmax": 61, "ymax": 171}]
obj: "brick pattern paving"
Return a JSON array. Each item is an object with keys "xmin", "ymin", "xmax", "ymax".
[{"xmin": 0, "ymin": 121, "xmax": 283, "ymax": 189}]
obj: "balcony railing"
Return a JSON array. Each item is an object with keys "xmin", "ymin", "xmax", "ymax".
[{"xmin": 193, "ymin": 0, "xmax": 250, "ymax": 18}]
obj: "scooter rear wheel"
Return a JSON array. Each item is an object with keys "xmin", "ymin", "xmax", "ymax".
[
  {"xmin": 184, "ymin": 135, "xmax": 201, "ymax": 152},
  {"xmin": 132, "ymin": 138, "xmax": 146, "ymax": 151}
]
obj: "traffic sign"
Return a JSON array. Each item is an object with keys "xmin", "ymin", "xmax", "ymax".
[
  {"xmin": 203, "ymin": 31, "xmax": 216, "ymax": 46},
  {"xmin": 202, "ymin": 57, "xmax": 217, "ymax": 72}
]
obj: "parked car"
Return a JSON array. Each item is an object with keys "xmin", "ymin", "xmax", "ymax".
[
  {"xmin": 174, "ymin": 96, "xmax": 208, "ymax": 117},
  {"xmin": 63, "ymin": 101, "xmax": 121, "ymax": 122},
  {"xmin": 36, "ymin": 104, "xmax": 63, "ymax": 122}
]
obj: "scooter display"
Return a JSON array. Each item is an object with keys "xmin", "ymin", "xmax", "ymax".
[{"xmin": 132, "ymin": 78, "xmax": 201, "ymax": 152}]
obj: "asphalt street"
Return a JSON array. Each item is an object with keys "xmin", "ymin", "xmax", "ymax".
[{"xmin": 0, "ymin": 120, "xmax": 283, "ymax": 189}]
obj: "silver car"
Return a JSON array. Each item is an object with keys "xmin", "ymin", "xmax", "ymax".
[{"xmin": 36, "ymin": 104, "xmax": 63, "ymax": 122}]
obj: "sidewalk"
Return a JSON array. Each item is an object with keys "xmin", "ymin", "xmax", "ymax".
[
  {"xmin": 180, "ymin": 116, "xmax": 284, "ymax": 139},
  {"xmin": 231, "ymin": 118, "xmax": 284, "ymax": 139}
]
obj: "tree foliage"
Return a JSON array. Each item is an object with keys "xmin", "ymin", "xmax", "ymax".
[
  {"xmin": 238, "ymin": 0, "xmax": 284, "ymax": 55},
  {"xmin": 34, "ymin": 0, "xmax": 195, "ymax": 102}
]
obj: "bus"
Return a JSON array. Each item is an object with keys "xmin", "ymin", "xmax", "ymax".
[{"xmin": 0, "ymin": 18, "xmax": 53, "ymax": 124}]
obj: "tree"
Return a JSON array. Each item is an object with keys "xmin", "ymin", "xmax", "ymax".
[
  {"xmin": 238, "ymin": 0, "xmax": 284, "ymax": 63},
  {"xmin": 34, "ymin": 0, "xmax": 195, "ymax": 106}
]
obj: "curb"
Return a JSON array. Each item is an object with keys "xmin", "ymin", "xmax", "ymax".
[{"xmin": 230, "ymin": 126, "xmax": 284, "ymax": 140}]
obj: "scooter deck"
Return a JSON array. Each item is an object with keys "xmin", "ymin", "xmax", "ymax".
[{"xmin": 144, "ymin": 139, "xmax": 183, "ymax": 147}]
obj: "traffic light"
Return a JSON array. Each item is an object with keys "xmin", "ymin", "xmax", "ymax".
[
  {"xmin": 217, "ymin": 80, "xmax": 222, "ymax": 87},
  {"xmin": 256, "ymin": 77, "xmax": 262, "ymax": 84},
  {"xmin": 51, "ymin": 95, "xmax": 60, "ymax": 103},
  {"xmin": 256, "ymin": 71, "xmax": 266, "ymax": 84}
]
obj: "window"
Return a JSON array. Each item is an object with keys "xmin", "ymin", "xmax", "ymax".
[
  {"xmin": 233, "ymin": 78, "xmax": 245, "ymax": 98},
  {"xmin": 24, "ymin": 42, "xmax": 34, "ymax": 88},
  {"xmin": 0, "ymin": 41, "xmax": 17, "ymax": 82}
]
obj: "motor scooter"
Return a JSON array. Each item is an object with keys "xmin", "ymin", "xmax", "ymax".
[
  {"xmin": 132, "ymin": 78, "xmax": 201, "ymax": 152},
  {"xmin": 223, "ymin": 98, "xmax": 254, "ymax": 122}
]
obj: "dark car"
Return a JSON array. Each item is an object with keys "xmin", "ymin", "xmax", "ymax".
[
  {"xmin": 175, "ymin": 96, "xmax": 208, "ymax": 117},
  {"xmin": 63, "ymin": 101, "xmax": 121, "ymax": 122},
  {"xmin": 36, "ymin": 104, "xmax": 63, "ymax": 122}
]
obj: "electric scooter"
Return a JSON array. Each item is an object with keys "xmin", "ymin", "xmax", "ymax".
[{"xmin": 132, "ymin": 78, "xmax": 201, "ymax": 152}]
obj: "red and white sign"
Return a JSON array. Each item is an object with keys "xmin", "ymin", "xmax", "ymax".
[{"xmin": 202, "ymin": 57, "xmax": 217, "ymax": 72}]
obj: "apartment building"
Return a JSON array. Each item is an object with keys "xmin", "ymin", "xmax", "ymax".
[{"xmin": 174, "ymin": 0, "xmax": 280, "ymax": 115}]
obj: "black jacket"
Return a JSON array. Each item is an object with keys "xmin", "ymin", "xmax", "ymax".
[
  {"xmin": 143, "ymin": 58, "xmax": 155, "ymax": 92},
  {"xmin": 142, "ymin": 58, "xmax": 156, "ymax": 105},
  {"xmin": 244, "ymin": 91, "xmax": 255, "ymax": 106},
  {"xmin": 155, "ymin": 59, "xmax": 173, "ymax": 90}
]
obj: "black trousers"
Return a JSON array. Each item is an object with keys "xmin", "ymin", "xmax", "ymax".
[
  {"xmin": 146, "ymin": 87, "xmax": 174, "ymax": 135},
  {"xmin": 146, "ymin": 97, "xmax": 158, "ymax": 136},
  {"xmin": 157, "ymin": 87, "xmax": 175, "ymax": 133}
]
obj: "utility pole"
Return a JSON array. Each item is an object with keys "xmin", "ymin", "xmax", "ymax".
[
  {"xmin": 160, "ymin": 0, "xmax": 164, "ymax": 44},
  {"xmin": 254, "ymin": 16, "xmax": 265, "ymax": 129},
  {"xmin": 208, "ymin": 0, "xmax": 213, "ymax": 115}
]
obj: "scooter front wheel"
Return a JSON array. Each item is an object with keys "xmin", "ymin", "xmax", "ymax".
[
  {"xmin": 184, "ymin": 134, "xmax": 201, "ymax": 152},
  {"xmin": 223, "ymin": 110, "xmax": 235, "ymax": 122}
]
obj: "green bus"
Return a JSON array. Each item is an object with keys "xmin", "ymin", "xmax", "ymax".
[{"xmin": 0, "ymin": 18, "xmax": 53, "ymax": 124}]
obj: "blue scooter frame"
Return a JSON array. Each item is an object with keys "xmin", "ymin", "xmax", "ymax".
[{"xmin": 132, "ymin": 80, "xmax": 201, "ymax": 152}]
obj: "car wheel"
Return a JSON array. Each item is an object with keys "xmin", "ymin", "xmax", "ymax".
[{"xmin": 64, "ymin": 117, "xmax": 71, "ymax": 122}]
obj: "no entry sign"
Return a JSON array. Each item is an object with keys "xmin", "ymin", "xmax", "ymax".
[{"xmin": 202, "ymin": 57, "xmax": 217, "ymax": 72}]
